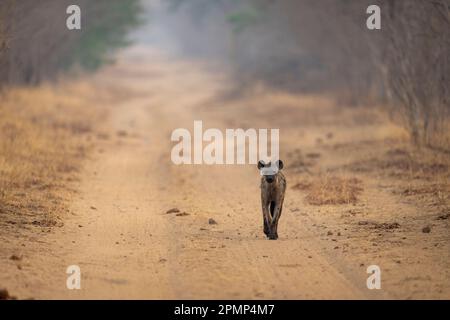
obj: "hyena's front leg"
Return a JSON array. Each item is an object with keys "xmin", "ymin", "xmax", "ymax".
[
  {"xmin": 262, "ymin": 202, "xmax": 272, "ymax": 237},
  {"xmin": 270, "ymin": 197, "xmax": 285, "ymax": 240},
  {"xmin": 270, "ymin": 204, "xmax": 283, "ymax": 239}
]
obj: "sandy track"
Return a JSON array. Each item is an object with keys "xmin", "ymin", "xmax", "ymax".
[
  {"xmin": 54, "ymin": 48, "xmax": 368, "ymax": 299},
  {"xmin": 4, "ymin": 46, "xmax": 448, "ymax": 299},
  {"xmin": 9, "ymin": 47, "xmax": 368, "ymax": 299}
]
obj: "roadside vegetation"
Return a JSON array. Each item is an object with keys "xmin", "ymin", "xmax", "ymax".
[
  {"xmin": 168, "ymin": 0, "xmax": 450, "ymax": 150},
  {"xmin": 0, "ymin": 0, "xmax": 141, "ymax": 232}
]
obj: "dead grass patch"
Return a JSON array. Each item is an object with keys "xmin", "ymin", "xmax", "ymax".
[
  {"xmin": 394, "ymin": 184, "xmax": 449, "ymax": 198},
  {"xmin": 346, "ymin": 147, "xmax": 449, "ymax": 180},
  {"xmin": 357, "ymin": 220, "xmax": 401, "ymax": 230},
  {"xmin": 293, "ymin": 175, "xmax": 363, "ymax": 205},
  {"xmin": 0, "ymin": 82, "xmax": 107, "ymax": 231}
]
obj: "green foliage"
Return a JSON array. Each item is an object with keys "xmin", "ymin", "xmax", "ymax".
[
  {"xmin": 166, "ymin": 0, "xmax": 266, "ymax": 34},
  {"xmin": 227, "ymin": 6, "xmax": 262, "ymax": 34},
  {"xmin": 0, "ymin": 0, "xmax": 144, "ymax": 85},
  {"xmin": 65, "ymin": 0, "xmax": 143, "ymax": 71},
  {"xmin": 168, "ymin": 0, "xmax": 223, "ymax": 12}
]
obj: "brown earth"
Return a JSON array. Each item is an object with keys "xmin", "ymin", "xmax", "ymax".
[{"xmin": 0, "ymin": 46, "xmax": 449, "ymax": 299}]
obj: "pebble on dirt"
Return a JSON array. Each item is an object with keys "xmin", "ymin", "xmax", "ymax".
[
  {"xmin": 9, "ymin": 254, "xmax": 22, "ymax": 261},
  {"xmin": 166, "ymin": 208, "xmax": 180, "ymax": 214},
  {"xmin": 422, "ymin": 226, "xmax": 431, "ymax": 233},
  {"xmin": 208, "ymin": 218, "xmax": 217, "ymax": 225}
]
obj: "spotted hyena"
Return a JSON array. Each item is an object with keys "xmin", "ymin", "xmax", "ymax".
[{"xmin": 257, "ymin": 160, "xmax": 286, "ymax": 240}]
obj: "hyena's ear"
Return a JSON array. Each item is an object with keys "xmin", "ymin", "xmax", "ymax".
[
  {"xmin": 276, "ymin": 160, "xmax": 284, "ymax": 170},
  {"xmin": 257, "ymin": 160, "xmax": 265, "ymax": 170}
]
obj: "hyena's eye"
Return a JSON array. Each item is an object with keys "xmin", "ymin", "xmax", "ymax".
[{"xmin": 257, "ymin": 160, "xmax": 266, "ymax": 170}]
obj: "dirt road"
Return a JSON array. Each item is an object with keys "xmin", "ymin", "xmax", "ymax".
[{"xmin": 2, "ymin": 46, "xmax": 448, "ymax": 299}]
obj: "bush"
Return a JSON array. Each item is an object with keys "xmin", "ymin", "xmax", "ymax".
[{"xmin": 0, "ymin": 0, "xmax": 142, "ymax": 86}]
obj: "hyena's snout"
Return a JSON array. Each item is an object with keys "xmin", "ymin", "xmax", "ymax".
[{"xmin": 265, "ymin": 175, "xmax": 275, "ymax": 183}]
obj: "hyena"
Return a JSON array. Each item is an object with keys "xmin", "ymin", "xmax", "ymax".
[{"xmin": 257, "ymin": 160, "xmax": 286, "ymax": 240}]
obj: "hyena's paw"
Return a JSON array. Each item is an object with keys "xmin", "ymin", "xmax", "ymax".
[{"xmin": 268, "ymin": 233, "xmax": 278, "ymax": 240}]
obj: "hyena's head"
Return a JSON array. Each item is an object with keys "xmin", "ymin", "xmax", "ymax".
[{"xmin": 257, "ymin": 160, "xmax": 284, "ymax": 184}]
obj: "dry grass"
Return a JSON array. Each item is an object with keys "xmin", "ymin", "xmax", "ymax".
[
  {"xmin": 346, "ymin": 146, "xmax": 449, "ymax": 181},
  {"xmin": 0, "ymin": 82, "xmax": 107, "ymax": 230},
  {"xmin": 294, "ymin": 175, "xmax": 363, "ymax": 205}
]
